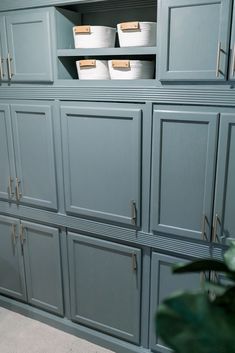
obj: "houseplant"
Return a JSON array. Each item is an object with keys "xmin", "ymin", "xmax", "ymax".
[{"xmin": 156, "ymin": 243, "xmax": 235, "ymax": 353}]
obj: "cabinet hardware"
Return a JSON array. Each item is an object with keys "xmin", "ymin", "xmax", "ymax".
[
  {"xmin": 0, "ymin": 55, "xmax": 4, "ymax": 80},
  {"xmin": 216, "ymin": 42, "xmax": 222, "ymax": 78},
  {"xmin": 232, "ymin": 44, "xmax": 235, "ymax": 77},
  {"xmin": 130, "ymin": 200, "xmax": 137, "ymax": 226},
  {"xmin": 212, "ymin": 214, "xmax": 221, "ymax": 243},
  {"xmin": 15, "ymin": 177, "xmax": 22, "ymax": 201},
  {"xmin": 201, "ymin": 214, "xmax": 208, "ymax": 241},
  {"xmin": 7, "ymin": 53, "xmax": 13, "ymax": 80},
  {"xmin": 11, "ymin": 224, "xmax": 17, "ymax": 247},
  {"xmin": 132, "ymin": 253, "xmax": 137, "ymax": 271},
  {"xmin": 8, "ymin": 176, "xmax": 14, "ymax": 198},
  {"xmin": 20, "ymin": 224, "xmax": 25, "ymax": 254}
]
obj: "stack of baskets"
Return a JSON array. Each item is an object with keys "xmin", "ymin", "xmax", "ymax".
[{"xmin": 73, "ymin": 22, "xmax": 157, "ymax": 80}]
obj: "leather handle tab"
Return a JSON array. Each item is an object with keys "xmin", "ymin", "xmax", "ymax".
[
  {"xmin": 112, "ymin": 60, "xmax": 130, "ymax": 68},
  {"xmin": 120, "ymin": 22, "xmax": 140, "ymax": 31},
  {"xmin": 74, "ymin": 25, "xmax": 91, "ymax": 34},
  {"xmin": 79, "ymin": 60, "xmax": 96, "ymax": 68}
]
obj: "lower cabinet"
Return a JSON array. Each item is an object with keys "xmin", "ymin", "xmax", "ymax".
[
  {"xmin": 149, "ymin": 252, "xmax": 200, "ymax": 352},
  {"xmin": 68, "ymin": 233, "xmax": 141, "ymax": 344},
  {"xmin": 0, "ymin": 215, "xmax": 63, "ymax": 316}
]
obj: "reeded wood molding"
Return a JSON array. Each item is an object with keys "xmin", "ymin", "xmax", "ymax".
[{"xmin": 1, "ymin": 86, "xmax": 235, "ymax": 106}]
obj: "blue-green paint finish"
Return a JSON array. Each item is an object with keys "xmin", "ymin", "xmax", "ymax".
[
  {"xmin": 0, "ymin": 215, "xmax": 27, "ymax": 301},
  {"xmin": 0, "ymin": 104, "xmax": 15, "ymax": 201},
  {"xmin": 5, "ymin": 9, "xmax": 53, "ymax": 82},
  {"xmin": 213, "ymin": 113, "xmax": 235, "ymax": 243},
  {"xmin": 22, "ymin": 221, "xmax": 63, "ymax": 315},
  {"xmin": 229, "ymin": 6, "xmax": 235, "ymax": 81},
  {"xmin": 151, "ymin": 106, "xmax": 219, "ymax": 241},
  {"xmin": 68, "ymin": 232, "xmax": 141, "ymax": 344},
  {"xmin": 149, "ymin": 252, "xmax": 200, "ymax": 352},
  {"xmin": 0, "ymin": 16, "xmax": 8, "ymax": 82},
  {"xmin": 158, "ymin": 0, "xmax": 232, "ymax": 81},
  {"xmin": 61, "ymin": 102, "xmax": 142, "ymax": 227},
  {"xmin": 11, "ymin": 103, "xmax": 58, "ymax": 211}
]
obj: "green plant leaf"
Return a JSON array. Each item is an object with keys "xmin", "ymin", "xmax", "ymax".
[
  {"xmin": 173, "ymin": 259, "xmax": 229, "ymax": 274},
  {"xmin": 157, "ymin": 292, "xmax": 235, "ymax": 353},
  {"xmin": 224, "ymin": 243, "xmax": 235, "ymax": 271}
]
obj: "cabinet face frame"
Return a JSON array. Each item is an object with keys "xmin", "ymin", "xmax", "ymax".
[
  {"xmin": 61, "ymin": 103, "xmax": 142, "ymax": 227},
  {"xmin": 150, "ymin": 106, "xmax": 219, "ymax": 241},
  {"xmin": 68, "ymin": 232, "xmax": 141, "ymax": 344},
  {"xmin": 229, "ymin": 6, "xmax": 235, "ymax": 81},
  {"xmin": 158, "ymin": 0, "xmax": 233, "ymax": 81},
  {"xmin": 0, "ymin": 16, "xmax": 8, "ymax": 82},
  {"xmin": 5, "ymin": 9, "xmax": 54, "ymax": 82}
]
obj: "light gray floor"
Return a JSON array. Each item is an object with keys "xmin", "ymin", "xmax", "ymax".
[{"xmin": 0, "ymin": 307, "xmax": 115, "ymax": 353}]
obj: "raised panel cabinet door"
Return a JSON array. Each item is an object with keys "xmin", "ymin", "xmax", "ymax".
[
  {"xmin": 213, "ymin": 113, "xmax": 235, "ymax": 243},
  {"xmin": 150, "ymin": 253, "xmax": 200, "ymax": 352},
  {"xmin": 0, "ymin": 16, "xmax": 8, "ymax": 82},
  {"xmin": 22, "ymin": 221, "xmax": 63, "ymax": 315},
  {"xmin": 158, "ymin": 0, "xmax": 232, "ymax": 81},
  {"xmin": 68, "ymin": 233, "xmax": 141, "ymax": 344},
  {"xmin": 0, "ymin": 216, "xmax": 27, "ymax": 301},
  {"xmin": 5, "ymin": 10, "xmax": 53, "ymax": 82},
  {"xmin": 229, "ymin": 7, "xmax": 235, "ymax": 80},
  {"xmin": 151, "ymin": 107, "xmax": 219, "ymax": 240},
  {"xmin": 0, "ymin": 104, "xmax": 16, "ymax": 201},
  {"xmin": 11, "ymin": 103, "xmax": 58, "ymax": 211},
  {"xmin": 61, "ymin": 104, "xmax": 142, "ymax": 226}
]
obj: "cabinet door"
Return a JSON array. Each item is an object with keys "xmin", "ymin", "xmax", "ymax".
[
  {"xmin": 0, "ymin": 215, "xmax": 27, "ymax": 301},
  {"xmin": 229, "ymin": 9, "xmax": 235, "ymax": 80},
  {"xmin": 61, "ymin": 104, "xmax": 142, "ymax": 226},
  {"xmin": 5, "ymin": 10, "xmax": 53, "ymax": 82},
  {"xmin": 213, "ymin": 113, "xmax": 235, "ymax": 243},
  {"xmin": 150, "ymin": 253, "xmax": 200, "ymax": 352},
  {"xmin": 0, "ymin": 104, "xmax": 15, "ymax": 201},
  {"xmin": 22, "ymin": 222, "xmax": 63, "ymax": 315},
  {"xmin": 68, "ymin": 233, "xmax": 141, "ymax": 344},
  {"xmin": 11, "ymin": 103, "xmax": 58, "ymax": 211},
  {"xmin": 151, "ymin": 107, "xmax": 218, "ymax": 240},
  {"xmin": 158, "ymin": 0, "xmax": 232, "ymax": 81},
  {"xmin": 0, "ymin": 16, "xmax": 8, "ymax": 82}
]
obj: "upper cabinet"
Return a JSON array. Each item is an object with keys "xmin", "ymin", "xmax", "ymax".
[
  {"xmin": 0, "ymin": 8, "xmax": 53, "ymax": 83},
  {"xmin": 158, "ymin": 0, "xmax": 233, "ymax": 81},
  {"xmin": 229, "ymin": 4, "xmax": 235, "ymax": 80}
]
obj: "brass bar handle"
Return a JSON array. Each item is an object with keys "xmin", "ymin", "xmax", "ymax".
[
  {"xmin": 11, "ymin": 224, "xmax": 17, "ymax": 247},
  {"xmin": 7, "ymin": 53, "xmax": 13, "ymax": 80},
  {"xmin": 0, "ymin": 55, "xmax": 3, "ymax": 80},
  {"xmin": 232, "ymin": 44, "xmax": 235, "ymax": 77},
  {"xmin": 15, "ymin": 177, "xmax": 22, "ymax": 202},
  {"xmin": 8, "ymin": 176, "xmax": 14, "ymax": 198},
  {"xmin": 216, "ymin": 42, "xmax": 222, "ymax": 78},
  {"xmin": 132, "ymin": 253, "xmax": 137, "ymax": 271},
  {"xmin": 212, "ymin": 214, "xmax": 221, "ymax": 243},
  {"xmin": 130, "ymin": 200, "xmax": 137, "ymax": 226},
  {"xmin": 201, "ymin": 214, "xmax": 208, "ymax": 242}
]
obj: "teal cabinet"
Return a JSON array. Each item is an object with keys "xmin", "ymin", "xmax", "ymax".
[
  {"xmin": 0, "ymin": 215, "xmax": 26, "ymax": 301},
  {"xmin": 0, "ymin": 104, "xmax": 15, "ymax": 201},
  {"xmin": 0, "ymin": 16, "xmax": 7, "ymax": 82},
  {"xmin": 0, "ymin": 9, "xmax": 53, "ymax": 82},
  {"xmin": 149, "ymin": 252, "xmax": 200, "ymax": 352},
  {"xmin": 158, "ymin": 0, "xmax": 232, "ymax": 81},
  {"xmin": 68, "ymin": 233, "xmax": 141, "ymax": 344},
  {"xmin": 22, "ymin": 222, "xmax": 63, "ymax": 315},
  {"xmin": 11, "ymin": 103, "xmax": 58, "ymax": 210},
  {"xmin": 229, "ymin": 7, "xmax": 235, "ymax": 80},
  {"xmin": 213, "ymin": 113, "xmax": 235, "ymax": 243},
  {"xmin": 61, "ymin": 103, "xmax": 142, "ymax": 226},
  {"xmin": 151, "ymin": 106, "xmax": 218, "ymax": 241}
]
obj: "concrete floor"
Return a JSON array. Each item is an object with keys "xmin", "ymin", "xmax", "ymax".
[{"xmin": 0, "ymin": 307, "xmax": 115, "ymax": 353}]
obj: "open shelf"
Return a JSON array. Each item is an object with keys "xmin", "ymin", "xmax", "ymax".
[{"xmin": 57, "ymin": 47, "xmax": 157, "ymax": 57}]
